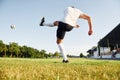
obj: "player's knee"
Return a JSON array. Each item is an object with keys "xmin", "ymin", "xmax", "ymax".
[
  {"xmin": 54, "ymin": 21, "xmax": 59, "ymax": 26},
  {"xmin": 56, "ymin": 40, "xmax": 62, "ymax": 44},
  {"xmin": 56, "ymin": 40, "xmax": 60, "ymax": 44}
]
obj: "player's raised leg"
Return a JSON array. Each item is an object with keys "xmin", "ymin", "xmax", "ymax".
[
  {"xmin": 39, "ymin": 17, "xmax": 54, "ymax": 27},
  {"xmin": 40, "ymin": 17, "xmax": 45, "ymax": 26}
]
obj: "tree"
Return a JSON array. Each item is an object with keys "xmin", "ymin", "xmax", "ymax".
[
  {"xmin": 21, "ymin": 45, "xmax": 30, "ymax": 58},
  {"xmin": 48, "ymin": 52, "xmax": 53, "ymax": 57},
  {"xmin": 80, "ymin": 53, "xmax": 85, "ymax": 58},
  {"xmin": 33, "ymin": 49, "xmax": 40, "ymax": 58},
  {"xmin": 53, "ymin": 51, "xmax": 60, "ymax": 58},
  {"xmin": 15, "ymin": 44, "xmax": 20, "ymax": 57},
  {"xmin": 40, "ymin": 50, "xmax": 47, "ymax": 58},
  {"xmin": 27, "ymin": 47, "xmax": 35, "ymax": 58},
  {"xmin": 9, "ymin": 42, "xmax": 20, "ymax": 57},
  {"xmin": 0, "ymin": 40, "xmax": 56, "ymax": 58},
  {"xmin": 2, "ymin": 44, "xmax": 8, "ymax": 57},
  {"xmin": 0, "ymin": 40, "xmax": 4, "ymax": 56}
]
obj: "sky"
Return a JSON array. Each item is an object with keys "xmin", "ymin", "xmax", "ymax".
[{"xmin": 0, "ymin": 0, "xmax": 120, "ymax": 56}]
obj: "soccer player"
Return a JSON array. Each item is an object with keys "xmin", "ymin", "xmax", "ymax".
[{"xmin": 40, "ymin": 6, "xmax": 93, "ymax": 63}]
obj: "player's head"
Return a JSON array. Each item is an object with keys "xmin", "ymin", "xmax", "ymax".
[{"xmin": 70, "ymin": 6, "xmax": 75, "ymax": 8}]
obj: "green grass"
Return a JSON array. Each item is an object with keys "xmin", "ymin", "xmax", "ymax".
[{"xmin": 0, "ymin": 58, "xmax": 120, "ymax": 80}]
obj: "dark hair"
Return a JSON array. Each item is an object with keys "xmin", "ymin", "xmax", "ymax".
[{"xmin": 71, "ymin": 6, "xmax": 75, "ymax": 8}]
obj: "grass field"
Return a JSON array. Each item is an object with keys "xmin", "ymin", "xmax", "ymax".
[{"xmin": 0, "ymin": 58, "xmax": 120, "ymax": 80}]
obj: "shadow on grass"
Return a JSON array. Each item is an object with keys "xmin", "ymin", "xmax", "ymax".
[{"xmin": 93, "ymin": 58, "xmax": 120, "ymax": 61}]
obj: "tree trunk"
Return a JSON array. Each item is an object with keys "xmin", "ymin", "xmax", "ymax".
[
  {"xmin": 10, "ymin": 52, "xmax": 12, "ymax": 57},
  {"xmin": 4, "ymin": 51, "xmax": 6, "ymax": 57}
]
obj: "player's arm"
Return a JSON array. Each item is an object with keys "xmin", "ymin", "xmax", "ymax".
[{"xmin": 79, "ymin": 13, "xmax": 93, "ymax": 35}]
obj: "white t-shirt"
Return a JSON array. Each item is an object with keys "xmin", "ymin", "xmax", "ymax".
[{"xmin": 62, "ymin": 7, "xmax": 83, "ymax": 27}]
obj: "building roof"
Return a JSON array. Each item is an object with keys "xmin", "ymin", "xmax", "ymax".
[{"xmin": 98, "ymin": 23, "xmax": 120, "ymax": 48}]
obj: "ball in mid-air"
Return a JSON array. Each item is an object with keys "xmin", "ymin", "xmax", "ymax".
[{"xmin": 10, "ymin": 24, "xmax": 15, "ymax": 29}]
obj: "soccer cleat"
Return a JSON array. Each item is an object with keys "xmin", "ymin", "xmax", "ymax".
[
  {"xmin": 40, "ymin": 17, "xmax": 45, "ymax": 26},
  {"xmin": 62, "ymin": 60, "xmax": 69, "ymax": 63}
]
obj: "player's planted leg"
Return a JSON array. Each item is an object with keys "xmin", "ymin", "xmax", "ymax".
[{"xmin": 57, "ymin": 38, "xmax": 69, "ymax": 63}]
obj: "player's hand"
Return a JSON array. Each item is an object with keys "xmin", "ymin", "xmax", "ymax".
[
  {"xmin": 88, "ymin": 30, "xmax": 93, "ymax": 35},
  {"xmin": 75, "ymin": 25, "xmax": 80, "ymax": 28}
]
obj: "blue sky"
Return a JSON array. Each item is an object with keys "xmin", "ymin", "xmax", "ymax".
[{"xmin": 0, "ymin": 0, "xmax": 120, "ymax": 55}]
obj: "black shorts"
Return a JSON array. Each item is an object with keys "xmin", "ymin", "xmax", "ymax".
[{"xmin": 57, "ymin": 22, "xmax": 73, "ymax": 39}]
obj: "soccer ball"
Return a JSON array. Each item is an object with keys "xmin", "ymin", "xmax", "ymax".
[{"xmin": 10, "ymin": 24, "xmax": 15, "ymax": 29}]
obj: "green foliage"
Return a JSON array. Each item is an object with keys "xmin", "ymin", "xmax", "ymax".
[
  {"xmin": 53, "ymin": 51, "xmax": 60, "ymax": 57},
  {"xmin": 48, "ymin": 52, "xmax": 53, "ymax": 57},
  {"xmin": 80, "ymin": 53, "xmax": 85, "ymax": 58},
  {"xmin": 0, "ymin": 40, "xmax": 49, "ymax": 58},
  {"xmin": 9, "ymin": 42, "xmax": 20, "ymax": 57}
]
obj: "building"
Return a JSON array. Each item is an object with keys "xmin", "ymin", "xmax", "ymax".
[{"xmin": 88, "ymin": 23, "xmax": 120, "ymax": 58}]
